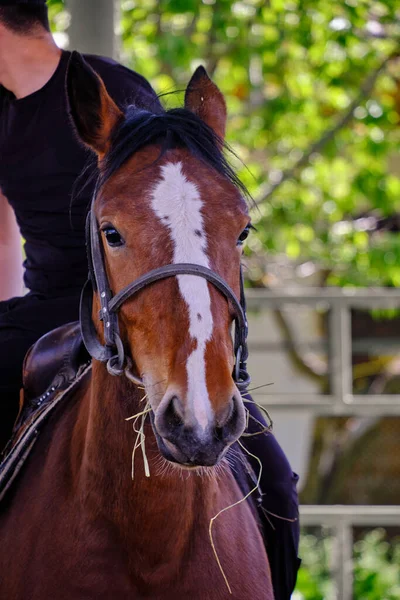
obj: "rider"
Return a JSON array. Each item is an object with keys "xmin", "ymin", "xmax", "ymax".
[{"xmin": 0, "ymin": 1, "xmax": 300, "ymax": 597}]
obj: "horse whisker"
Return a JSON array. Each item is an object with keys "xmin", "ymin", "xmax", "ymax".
[
  {"xmin": 261, "ymin": 506, "xmax": 298, "ymax": 524},
  {"xmin": 241, "ymin": 414, "xmax": 272, "ymax": 438},
  {"xmin": 244, "ymin": 382, "xmax": 274, "ymax": 393},
  {"xmin": 240, "ymin": 396, "xmax": 274, "ymax": 431},
  {"xmin": 260, "ymin": 506, "xmax": 275, "ymax": 531}
]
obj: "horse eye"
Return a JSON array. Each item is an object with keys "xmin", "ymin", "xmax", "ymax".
[
  {"xmin": 237, "ymin": 225, "xmax": 251, "ymax": 246},
  {"xmin": 102, "ymin": 226, "xmax": 125, "ymax": 247}
]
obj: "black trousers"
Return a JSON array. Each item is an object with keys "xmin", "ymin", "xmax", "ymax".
[{"xmin": 0, "ymin": 292, "xmax": 80, "ymax": 450}]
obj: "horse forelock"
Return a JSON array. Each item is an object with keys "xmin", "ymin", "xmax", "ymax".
[{"xmin": 98, "ymin": 105, "xmax": 251, "ymax": 204}]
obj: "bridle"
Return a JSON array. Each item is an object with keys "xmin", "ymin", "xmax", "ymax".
[{"xmin": 80, "ymin": 206, "xmax": 251, "ymax": 393}]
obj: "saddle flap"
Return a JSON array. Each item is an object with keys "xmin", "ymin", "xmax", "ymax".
[
  {"xmin": 22, "ymin": 321, "xmax": 89, "ymax": 404},
  {"xmin": 1, "ymin": 322, "xmax": 91, "ymax": 501}
]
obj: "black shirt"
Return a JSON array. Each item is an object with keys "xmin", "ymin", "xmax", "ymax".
[{"xmin": 0, "ymin": 50, "xmax": 160, "ymax": 297}]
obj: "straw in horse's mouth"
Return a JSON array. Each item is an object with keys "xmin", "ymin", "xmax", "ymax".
[{"xmin": 126, "ymin": 401, "xmax": 152, "ymax": 479}]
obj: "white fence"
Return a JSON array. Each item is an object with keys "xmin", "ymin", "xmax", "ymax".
[{"xmin": 246, "ymin": 288, "xmax": 400, "ymax": 600}]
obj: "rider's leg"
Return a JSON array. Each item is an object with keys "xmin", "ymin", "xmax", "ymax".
[
  {"xmin": 241, "ymin": 398, "xmax": 301, "ymax": 600},
  {"xmin": 0, "ymin": 294, "xmax": 80, "ymax": 451},
  {"xmin": 0, "ymin": 319, "xmax": 40, "ymax": 450}
]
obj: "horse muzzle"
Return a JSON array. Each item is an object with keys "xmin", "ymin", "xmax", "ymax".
[{"xmin": 151, "ymin": 391, "xmax": 246, "ymax": 467}]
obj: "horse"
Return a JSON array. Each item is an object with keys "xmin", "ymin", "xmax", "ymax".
[{"xmin": 0, "ymin": 52, "xmax": 274, "ymax": 599}]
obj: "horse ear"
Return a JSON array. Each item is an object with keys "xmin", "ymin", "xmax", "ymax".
[
  {"xmin": 185, "ymin": 66, "xmax": 227, "ymax": 142},
  {"xmin": 66, "ymin": 51, "xmax": 123, "ymax": 159}
]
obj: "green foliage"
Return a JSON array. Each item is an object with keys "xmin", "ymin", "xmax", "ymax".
[
  {"xmin": 51, "ymin": 1, "xmax": 400, "ymax": 287},
  {"xmin": 354, "ymin": 529, "xmax": 400, "ymax": 600},
  {"xmin": 47, "ymin": 0, "xmax": 69, "ymax": 35},
  {"xmin": 295, "ymin": 529, "xmax": 335, "ymax": 600},
  {"xmin": 117, "ymin": 0, "xmax": 400, "ymax": 288},
  {"xmin": 295, "ymin": 528, "xmax": 400, "ymax": 600}
]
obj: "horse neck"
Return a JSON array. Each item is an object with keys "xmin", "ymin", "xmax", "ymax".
[{"xmin": 73, "ymin": 361, "xmax": 217, "ymax": 564}]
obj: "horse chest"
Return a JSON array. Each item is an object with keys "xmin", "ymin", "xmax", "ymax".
[
  {"xmin": 0, "ymin": 384, "xmax": 273, "ymax": 599},
  {"xmin": 0, "ymin": 497, "xmax": 126, "ymax": 599},
  {"xmin": 0, "ymin": 492, "xmax": 273, "ymax": 600}
]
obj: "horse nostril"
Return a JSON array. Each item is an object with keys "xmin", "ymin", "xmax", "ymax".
[
  {"xmin": 214, "ymin": 396, "xmax": 240, "ymax": 441},
  {"xmin": 164, "ymin": 396, "xmax": 184, "ymax": 429},
  {"xmin": 215, "ymin": 424, "xmax": 223, "ymax": 442},
  {"xmin": 216, "ymin": 397, "xmax": 235, "ymax": 428}
]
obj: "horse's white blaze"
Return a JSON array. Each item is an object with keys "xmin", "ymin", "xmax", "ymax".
[{"xmin": 151, "ymin": 162, "xmax": 213, "ymax": 430}]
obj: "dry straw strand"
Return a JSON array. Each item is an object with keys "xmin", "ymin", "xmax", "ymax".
[
  {"xmin": 126, "ymin": 402, "xmax": 152, "ymax": 479},
  {"xmin": 208, "ymin": 440, "xmax": 263, "ymax": 595}
]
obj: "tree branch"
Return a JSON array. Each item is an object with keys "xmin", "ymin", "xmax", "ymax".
[
  {"xmin": 272, "ymin": 308, "xmax": 328, "ymax": 384},
  {"xmin": 255, "ymin": 50, "xmax": 400, "ymax": 206}
]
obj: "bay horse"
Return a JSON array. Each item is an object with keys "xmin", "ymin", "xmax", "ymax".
[{"xmin": 0, "ymin": 53, "xmax": 274, "ymax": 599}]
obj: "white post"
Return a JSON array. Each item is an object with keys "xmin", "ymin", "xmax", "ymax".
[
  {"xmin": 334, "ymin": 519, "xmax": 353, "ymax": 600},
  {"xmin": 65, "ymin": 0, "xmax": 117, "ymax": 59},
  {"xmin": 329, "ymin": 303, "xmax": 353, "ymax": 406}
]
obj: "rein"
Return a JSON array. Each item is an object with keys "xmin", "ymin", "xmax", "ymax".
[{"xmin": 80, "ymin": 208, "xmax": 251, "ymax": 393}]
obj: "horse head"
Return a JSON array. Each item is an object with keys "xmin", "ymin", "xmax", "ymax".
[{"xmin": 67, "ymin": 53, "xmax": 252, "ymax": 468}]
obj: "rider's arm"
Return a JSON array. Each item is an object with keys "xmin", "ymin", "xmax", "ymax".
[
  {"xmin": 242, "ymin": 399, "xmax": 301, "ymax": 600},
  {"xmin": 0, "ymin": 192, "xmax": 23, "ymax": 300}
]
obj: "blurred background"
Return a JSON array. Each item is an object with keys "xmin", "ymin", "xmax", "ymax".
[{"xmin": 49, "ymin": 1, "xmax": 400, "ymax": 597}]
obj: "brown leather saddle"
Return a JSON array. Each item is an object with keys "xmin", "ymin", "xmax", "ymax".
[{"xmin": 0, "ymin": 322, "xmax": 91, "ymax": 502}]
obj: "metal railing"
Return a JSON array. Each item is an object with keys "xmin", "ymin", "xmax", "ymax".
[
  {"xmin": 247, "ymin": 287, "xmax": 400, "ymax": 416},
  {"xmin": 246, "ymin": 288, "xmax": 400, "ymax": 599},
  {"xmin": 301, "ymin": 505, "xmax": 400, "ymax": 600}
]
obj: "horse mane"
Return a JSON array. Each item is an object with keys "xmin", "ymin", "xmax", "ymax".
[{"xmin": 99, "ymin": 105, "xmax": 250, "ymax": 200}]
